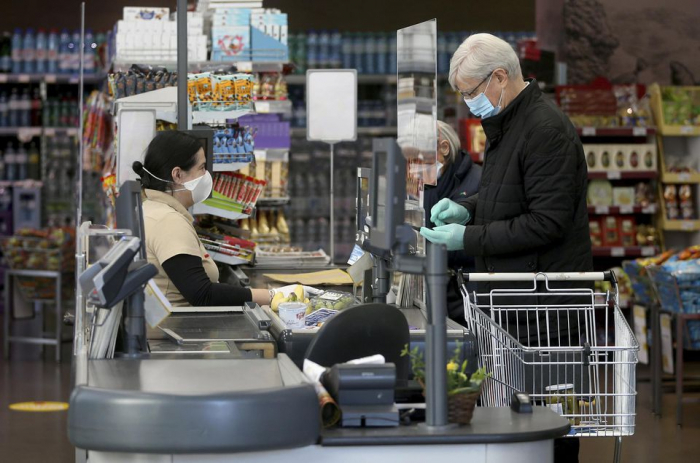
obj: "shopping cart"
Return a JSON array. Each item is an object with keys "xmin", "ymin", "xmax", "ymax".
[{"xmin": 460, "ymin": 272, "xmax": 638, "ymax": 462}]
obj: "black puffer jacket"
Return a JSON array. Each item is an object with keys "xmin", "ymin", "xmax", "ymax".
[{"xmin": 457, "ymin": 80, "xmax": 593, "ymax": 343}]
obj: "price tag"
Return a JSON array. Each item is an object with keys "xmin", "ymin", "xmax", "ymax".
[
  {"xmin": 632, "ymin": 127, "xmax": 647, "ymax": 137},
  {"xmin": 611, "ymin": 247, "xmax": 625, "ymax": 257},
  {"xmin": 45, "ymin": 128, "xmax": 56, "ymax": 137},
  {"xmin": 607, "ymin": 171, "xmax": 622, "ymax": 180},
  {"xmin": 678, "ymin": 173, "xmax": 691, "ymax": 182},
  {"xmin": 69, "ymin": 76, "xmax": 79, "ymax": 84},
  {"xmin": 18, "ymin": 74, "xmax": 30, "ymax": 83},
  {"xmin": 642, "ymin": 247, "xmax": 655, "ymax": 256},
  {"xmin": 681, "ymin": 221, "xmax": 696, "ymax": 231},
  {"xmin": 255, "ymin": 102, "xmax": 270, "ymax": 113},
  {"xmin": 45, "ymin": 74, "xmax": 57, "ymax": 84},
  {"xmin": 0, "ymin": 75, "xmax": 6, "ymax": 83},
  {"xmin": 619, "ymin": 205, "xmax": 634, "ymax": 214},
  {"xmin": 595, "ymin": 206, "xmax": 610, "ymax": 215},
  {"xmin": 642, "ymin": 205, "xmax": 656, "ymax": 214},
  {"xmin": 582, "ymin": 127, "xmax": 596, "ymax": 137},
  {"xmin": 237, "ymin": 62, "xmax": 253, "ymax": 72},
  {"xmin": 16, "ymin": 128, "xmax": 39, "ymax": 143},
  {"xmin": 680, "ymin": 126, "xmax": 694, "ymax": 135}
]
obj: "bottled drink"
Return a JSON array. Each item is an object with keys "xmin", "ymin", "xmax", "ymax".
[
  {"xmin": 330, "ymin": 31, "xmax": 341, "ymax": 68},
  {"xmin": 27, "ymin": 142, "xmax": 40, "ymax": 180},
  {"xmin": 16, "ymin": 143, "xmax": 27, "ymax": 180},
  {"xmin": 0, "ymin": 32, "xmax": 11, "ymax": 73},
  {"xmin": 306, "ymin": 30, "xmax": 318, "ymax": 69},
  {"xmin": 35, "ymin": 29, "xmax": 47, "ymax": 74},
  {"xmin": 51, "ymin": 97, "xmax": 61, "ymax": 126},
  {"xmin": 84, "ymin": 29, "xmax": 95, "ymax": 74},
  {"xmin": 318, "ymin": 30, "xmax": 329, "ymax": 69},
  {"xmin": 19, "ymin": 88, "xmax": 30, "ymax": 127},
  {"xmin": 94, "ymin": 32, "xmax": 106, "ymax": 72},
  {"xmin": 70, "ymin": 30, "xmax": 81, "ymax": 73},
  {"xmin": 353, "ymin": 33, "xmax": 364, "ymax": 74},
  {"xmin": 58, "ymin": 29, "xmax": 70, "ymax": 74},
  {"xmin": 0, "ymin": 92, "xmax": 8, "ymax": 127},
  {"xmin": 437, "ymin": 33, "xmax": 447, "ymax": 75},
  {"xmin": 47, "ymin": 29, "xmax": 59, "ymax": 74},
  {"xmin": 342, "ymin": 33, "xmax": 352, "ymax": 69},
  {"xmin": 296, "ymin": 32, "xmax": 307, "ymax": 73},
  {"xmin": 11, "ymin": 28, "xmax": 22, "ymax": 74},
  {"xmin": 376, "ymin": 33, "xmax": 388, "ymax": 75},
  {"xmin": 22, "ymin": 28, "xmax": 35, "ymax": 74},
  {"xmin": 364, "ymin": 33, "xmax": 375, "ymax": 75},
  {"xmin": 30, "ymin": 88, "xmax": 41, "ymax": 126},
  {"xmin": 4, "ymin": 143, "xmax": 16, "ymax": 181},
  {"xmin": 60, "ymin": 98, "xmax": 71, "ymax": 127},
  {"xmin": 389, "ymin": 34, "xmax": 397, "ymax": 74},
  {"xmin": 8, "ymin": 88, "xmax": 19, "ymax": 127}
]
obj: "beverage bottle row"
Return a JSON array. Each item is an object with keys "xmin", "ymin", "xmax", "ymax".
[
  {"xmin": 0, "ymin": 88, "xmax": 41, "ymax": 127},
  {"xmin": 0, "ymin": 28, "xmax": 103, "ymax": 75},
  {"xmin": 288, "ymin": 30, "xmax": 535, "ymax": 75},
  {"xmin": 0, "ymin": 141, "xmax": 41, "ymax": 181}
]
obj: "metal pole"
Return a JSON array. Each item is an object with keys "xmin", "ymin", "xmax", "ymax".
[
  {"xmin": 176, "ymin": 0, "xmax": 188, "ymax": 128},
  {"xmin": 77, "ymin": 2, "xmax": 85, "ymax": 226},
  {"xmin": 329, "ymin": 142, "xmax": 335, "ymax": 263},
  {"xmin": 425, "ymin": 241, "xmax": 450, "ymax": 427}
]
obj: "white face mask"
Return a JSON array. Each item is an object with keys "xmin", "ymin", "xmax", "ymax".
[
  {"xmin": 436, "ymin": 161, "xmax": 444, "ymax": 179},
  {"xmin": 142, "ymin": 167, "xmax": 213, "ymax": 204}
]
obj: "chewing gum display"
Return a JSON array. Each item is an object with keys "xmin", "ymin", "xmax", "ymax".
[{"xmin": 212, "ymin": 173, "xmax": 267, "ymax": 213}]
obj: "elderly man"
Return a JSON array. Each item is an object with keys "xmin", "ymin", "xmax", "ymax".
[{"xmin": 421, "ymin": 32, "xmax": 591, "ymax": 463}]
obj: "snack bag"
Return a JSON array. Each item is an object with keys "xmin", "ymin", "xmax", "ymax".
[{"xmin": 192, "ymin": 72, "xmax": 214, "ymax": 110}]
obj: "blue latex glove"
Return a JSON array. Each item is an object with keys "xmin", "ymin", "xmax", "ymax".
[
  {"xmin": 430, "ymin": 198, "xmax": 471, "ymax": 226},
  {"xmin": 419, "ymin": 224, "xmax": 466, "ymax": 251}
]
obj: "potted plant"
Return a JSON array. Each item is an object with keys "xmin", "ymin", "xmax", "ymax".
[{"xmin": 401, "ymin": 343, "xmax": 488, "ymax": 425}]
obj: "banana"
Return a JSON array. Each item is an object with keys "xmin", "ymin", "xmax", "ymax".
[
  {"xmin": 294, "ymin": 284, "xmax": 305, "ymax": 301},
  {"xmin": 271, "ymin": 292, "xmax": 285, "ymax": 312}
]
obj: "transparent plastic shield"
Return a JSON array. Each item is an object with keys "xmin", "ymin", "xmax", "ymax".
[{"xmin": 396, "ymin": 19, "xmax": 438, "ymax": 201}]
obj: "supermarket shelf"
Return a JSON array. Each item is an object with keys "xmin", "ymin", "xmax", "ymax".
[
  {"xmin": 661, "ymin": 172, "xmax": 700, "ymax": 184},
  {"xmin": 0, "ymin": 180, "xmax": 44, "ymax": 188},
  {"xmin": 253, "ymin": 100, "xmax": 292, "ymax": 115},
  {"xmin": 192, "ymin": 202, "xmax": 250, "ymax": 221},
  {"xmin": 286, "ymin": 74, "xmax": 398, "ymax": 85},
  {"xmin": 257, "ymin": 197, "xmax": 291, "ymax": 208},
  {"xmin": 192, "ymin": 107, "xmax": 254, "ymax": 124},
  {"xmin": 587, "ymin": 204, "xmax": 658, "ymax": 215},
  {"xmin": 207, "ymin": 250, "xmax": 252, "ymax": 266},
  {"xmin": 660, "ymin": 218, "xmax": 700, "ymax": 232},
  {"xmin": 212, "ymin": 161, "xmax": 252, "ymax": 172},
  {"xmin": 111, "ymin": 60, "xmax": 288, "ymax": 73},
  {"xmin": 576, "ymin": 127, "xmax": 656, "ymax": 137},
  {"xmin": 291, "ymin": 126, "xmax": 397, "ymax": 137},
  {"xmin": 591, "ymin": 246, "xmax": 659, "ymax": 258},
  {"xmin": 0, "ymin": 73, "xmax": 105, "ymax": 84},
  {"xmin": 0, "ymin": 127, "xmax": 79, "ymax": 137},
  {"xmin": 657, "ymin": 125, "xmax": 700, "ymax": 137},
  {"xmin": 588, "ymin": 170, "xmax": 658, "ymax": 180}
]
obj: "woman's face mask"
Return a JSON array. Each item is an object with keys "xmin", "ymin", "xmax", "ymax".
[{"xmin": 178, "ymin": 171, "xmax": 213, "ymax": 204}]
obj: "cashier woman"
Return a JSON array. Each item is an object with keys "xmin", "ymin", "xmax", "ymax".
[{"xmin": 132, "ymin": 131, "xmax": 274, "ymax": 308}]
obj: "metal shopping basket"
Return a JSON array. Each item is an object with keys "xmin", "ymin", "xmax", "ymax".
[{"xmin": 460, "ymin": 272, "xmax": 638, "ymax": 461}]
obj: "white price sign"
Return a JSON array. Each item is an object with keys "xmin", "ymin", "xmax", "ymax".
[
  {"xmin": 632, "ymin": 127, "xmax": 647, "ymax": 137},
  {"xmin": 595, "ymin": 206, "xmax": 610, "ymax": 215},
  {"xmin": 619, "ymin": 205, "xmax": 634, "ymax": 214},
  {"xmin": 642, "ymin": 205, "xmax": 656, "ymax": 214},
  {"xmin": 0, "ymin": 75, "xmax": 6, "ymax": 83},
  {"xmin": 18, "ymin": 74, "xmax": 30, "ymax": 83},
  {"xmin": 582, "ymin": 127, "xmax": 596, "ymax": 136},
  {"xmin": 678, "ymin": 173, "xmax": 691, "ymax": 182},
  {"xmin": 641, "ymin": 247, "xmax": 655, "ymax": 256},
  {"xmin": 45, "ymin": 74, "xmax": 57, "ymax": 84},
  {"xmin": 44, "ymin": 128, "xmax": 56, "ymax": 137},
  {"xmin": 611, "ymin": 247, "xmax": 625, "ymax": 257},
  {"xmin": 607, "ymin": 171, "xmax": 622, "ymax": 180},
  {"xmin": 255, "ymin": 102, "xmax": 270, "ymax": 113},
  {"xmin": 237, "ymin": 62, "xmax": 253, "ymax": 72},
  {"xmin": 681, "ymin": 221, "xmax": 696, "ymax": 231},
  {"xmin": 680, "ymin": 126, "xmax": 694, "ymax": 135}
]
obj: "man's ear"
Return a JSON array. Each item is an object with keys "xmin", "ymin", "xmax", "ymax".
[{"xmin": 494, "ymin": 68, "xmax": 508, "ymax": 86}]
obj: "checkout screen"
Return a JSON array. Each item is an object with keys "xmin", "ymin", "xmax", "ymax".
[{"xmin": 373, "ymin": 151, "xmax": 387, "ymax": 233}]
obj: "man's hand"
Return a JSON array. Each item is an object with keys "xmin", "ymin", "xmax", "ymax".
[
  {"xmin": 430, "ymin": 198, "xmax": 471, "ymax": 226},
  {"xmin": 419, "ymin": 224, "xmax": 466, "ymax": 251}
]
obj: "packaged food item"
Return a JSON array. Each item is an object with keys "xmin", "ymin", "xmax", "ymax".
[
  {"xmin": 309, "ymin": 291, "xmax": 356, "ymax": 312},
  {"xmin": 587, "ymin": 180, "xmax": 613, "ymax": 207},
  {"xmin": 234, "ymin": 74, "xmax": 253, "ymax": 102},
  {"xmin": 589, "ymin": 219, "xmax": 603, "ymax": 247},
  {"xmin": 602, "ymin": 216, "xmax": 620, "ymax": 246},
  {"xmin": 544, "ymin": 384, "xmax": 580, "ymax": 425},
  {"xmin": 279, "ymin": 302, "xmax": 307, "ymax": 329},
  {"xmin": 613, "ymin": 187, "xmax": 635, "ymax": 207},
  {"xmin": 664, "ymin": 184, "xmax": 680, "ymax": 220},
  {"xmin": 193, "ymin": 72, "xmax": 214, "ymax": 109},
  {"xmin": 620, "ymin": 218, "xmax": 636, "ymax": 247}
]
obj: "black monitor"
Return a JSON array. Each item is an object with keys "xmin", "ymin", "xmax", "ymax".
[
  {"xmin": 115, "ymin": 181, "xmax": 147, "ymax": 259},
  {"xmin": 369, "ymin": 138, "xmax": 406, "ymax": 252},
  {"xmin": 183, "ymin": 128, "xmax": 215, "ymax": 177},
  {"xmin": 356, "ymin": 167, "xmax": 371, "ymax": 241}
]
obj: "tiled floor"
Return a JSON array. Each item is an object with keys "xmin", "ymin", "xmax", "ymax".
[{"xmin": 1, "ymin": 320, "xmax": 699, "ymax": 462}]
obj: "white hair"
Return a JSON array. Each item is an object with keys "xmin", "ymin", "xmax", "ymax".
[
  {"xmin": 437, "ymin": 120, "xmax": 461, "ymax": 165},
  {"xmin": 448, "ymin": 33, "xmax": 522, "ymax": 91}
]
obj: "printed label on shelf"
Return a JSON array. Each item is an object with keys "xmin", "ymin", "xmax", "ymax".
[
  {"xmin": 678, "ymin": 173, "xmax": 691, "ymax": 182},
  {"xmin": 581, "ymin": 127, "xmax": 596, "ymax": 136},
  {"xmin": 237, "ymin": 62, "xmax": 253, "ymax": 72},
  {"xmin": 595, "ymin": 206, "xmax": 610, "ymax": 214},
  {"xmin": 642, "ymin": 205, "xmax": 656, "ymax": 214},
  {"xmin": 0, "ymin": 75, "xmax": 6, "ymax": 83},
  {"xmin": 45, "ymin": 74, "xmax": 57, "ymax": 84},
  {"xmin": 69, "ymin": 76, "xmax": 79, "ymax": 84},
  {"xmin": 17, "ymin": 74, "xmax": 30, "ymax": 83},
  {"xmin": 607, "ymin": 171, "xmax": 622, "ymax": 180},
  {"xmin": 611, "ymin": 247, "xmax": 625, "ymax": 257},
  {"xmin": 619, "ymin": 205, "xmax": 634, "ymax": 214},
  {"xmin": 45, "ymin": 128, "xmax": 56, "ymax": 136},
  {"xmin": 632, "ymin": 127, "xmax": 647, "ymax": 136},
  {"xmin": 256, "ymin": 102, "xmax": 270, "ymax": 113},
  {"xmin": 641, "ymin": 247, "xmax": 655, "ymax": 256},
  {"xmin": 680, "ymin": 126, "xmax": 694, "ymax": 135},
  {"xmin": 681, "ymin": 221, "xmax": 696, "ymax": 231}
]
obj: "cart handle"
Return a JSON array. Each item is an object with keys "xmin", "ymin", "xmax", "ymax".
[{"xmin": 461, "ymin": 271, "xmax": 616, "ymax": 283}]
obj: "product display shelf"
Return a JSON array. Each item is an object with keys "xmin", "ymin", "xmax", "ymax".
[
  {"xmin": 111, "ymin": 60, "xmax": 288, "ymax": 74},
  {"xmin": 206, "ymin": 250, "xmax": 252, "ymax": 266},
  {"xmin": 661, "ymin": 172, "xmax": 700, "ymax": 184},
  {"xmin": 0, "ymin": 127, "xmax": 80, "ymax": 138},
  {"xmin": 587, "ymin": 171, "xmax": 658, "ymax": 180},
  {"xmin": 649, "ymin": 84, "xmax": 700, "ymax": 137},
  {"xmin": 192, "ymin": 202, "xmax": 251, "ymax": 221},
  {"xmin": 576, "ymin": 127, "xmax": 657, "ymax": 138},
  {"xmin": 587, "ymin": 205, "xmax": 658, "ymax": 215},
  {"xmin": 212, "ymin": 161, "xmax": 253, "ymax": 172},
  {"xmin": 591, "ymin": 246, "xmax": 659, "ymax": 258},
  {"xmin": 256, "ymin": 197, "xmax": 291, "ymax": 208},
  {"xmin": 0, "ymin": 73, "xmax": 106, "ymax": 85},
  {"xmin": 290, "ymin": 126, "xmax": 397, "ymax": 137},
  {"xmin": 253, "ymin": 100, "xmax": 293, "ymax": 115},
  {"xmin": 192, "ymin": 107, "xmax": 255, "ymax": 124}
]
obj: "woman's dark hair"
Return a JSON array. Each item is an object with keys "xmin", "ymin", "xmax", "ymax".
[{"xmin": 132, "ymin": 131, "xmax": 203, "ymax": 192}]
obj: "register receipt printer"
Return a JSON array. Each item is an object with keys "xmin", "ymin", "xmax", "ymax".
[{"xmin": 324, "ymin": 363, "xmax": 399, "ymax": 427}]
